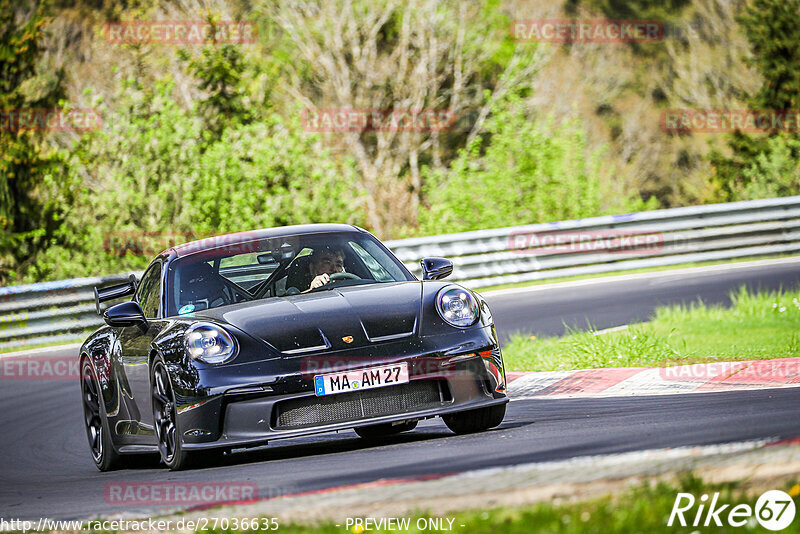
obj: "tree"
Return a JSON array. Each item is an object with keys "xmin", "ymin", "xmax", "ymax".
[
  {"xmin": 266, "ymin": 0, "xmax": 540, "ymax": 237},
  {"xmin": 0, "ymin": 0, "xmax": 66, "ymax": 281},
  {"xmin": 178, "ymin": 19, "xmax": 252, "ymax": 143},
  {"xmin": 737, "ymin": 0, "xmax": 800, "ymax": 111},
  {"xmin": 26, "ymin": 78, "xmax": 366, "ymax": 281},
  {"xmin": 710, "ymin": 0, "xmax": 800, "ymax": 200},
  {"xmin": 420, "ymin": 94, "xmax": 654, "ymax": 234},
  {"xmin": 739, "ymin": 135, "xmax": 800, "ymax": 199}
]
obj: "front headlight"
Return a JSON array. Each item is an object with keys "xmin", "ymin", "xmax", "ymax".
[
  {"xmin": 436, "ymin": 286, "xmax": 479, "ymax": 328},
  {"xmin": 184, "ymin": 322, "xmax": 237, "ymax": 364}
]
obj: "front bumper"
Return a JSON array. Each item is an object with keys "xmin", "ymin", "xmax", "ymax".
[{"xmin": 174, "ymin": 327, "xmax": 507, "ymax": 450}]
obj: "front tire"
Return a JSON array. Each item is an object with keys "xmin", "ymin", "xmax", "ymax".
[
  {"xmin": 354, "ymin": 420, "xmax": 418, "ymax": 439},
  {"xmin": 151, "ymin": 358, "xmax": 191, "ymax": 471},
  {"xmin": 442, "ymin": 403, "xmax": 506, "ymax": 435},
  {"xmin": 81, "ymin": 359, "xmax": 123, "ymax": 471}
]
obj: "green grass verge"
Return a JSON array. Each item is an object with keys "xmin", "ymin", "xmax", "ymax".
[
  {"xmin": 502, "ymin": 286, "xmax": 800, "ymax": 372},
  {"xmin": 476, "ymin": 254, "xmax": 797, "ymax": 294},
  {"xmin": 179, "ymin": 475, "xmax": 800, "ymax": 533}
]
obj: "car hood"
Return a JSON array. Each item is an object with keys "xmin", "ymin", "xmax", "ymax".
[{"xmin": 198, "ymin": 281, "xmax": 421, "ymax": 354}]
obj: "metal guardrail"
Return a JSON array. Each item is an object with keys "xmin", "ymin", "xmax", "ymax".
[
  {"xmin": 2, "ymin": 196, "xmax": 799, "ymax": 350},
  {"xmin": 0, "ymin": 274, "xmax": 143, "ymax": 350}
]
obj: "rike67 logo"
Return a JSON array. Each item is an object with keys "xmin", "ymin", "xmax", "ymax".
[{"xmin": 669, "ymin": 489, "xmax": 796, "ymax": 530}]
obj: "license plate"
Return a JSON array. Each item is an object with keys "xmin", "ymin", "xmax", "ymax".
[{"xmin": 314, "ymin": 362, "xmax": 409, "ymax": 396}]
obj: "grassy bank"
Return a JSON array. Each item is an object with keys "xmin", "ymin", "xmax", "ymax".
[
  {"xmin": 502, "ymin": 286, "xmax": 800, "ymax": 372},
  {"xmin": 185, "ymin": 475, "xmax": 800, "ymax": 533}
]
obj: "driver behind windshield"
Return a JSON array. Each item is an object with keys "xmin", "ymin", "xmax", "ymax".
[{"xmin": 305, "ymin": 246, "xmax": 345, "ymax": 292}]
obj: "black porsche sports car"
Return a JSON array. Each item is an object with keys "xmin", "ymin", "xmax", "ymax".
[{"xmin": 80, "ymin": 224, "xmax": 507, "ymax": 470}]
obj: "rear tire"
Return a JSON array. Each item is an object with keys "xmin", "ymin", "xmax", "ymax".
[
  {"xmin": 442, "ymin": 404, "xmax": 506, "ymax": 435},
  {"xmin": 354, "ymin": 420, "xmax": 418, "ymax": 439},
  {"xmin": 81, "ymin": 359, "xmax": 124, "ymax": 471}
]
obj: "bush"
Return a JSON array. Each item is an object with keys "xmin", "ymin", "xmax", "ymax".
[
  {"xmin": 188, "ymin": 112, "xmax": 365, "ymax": 237},
  {"xmin": 23, "ymin": 81, "xmax": 365, "ymax": 282},
  {"xmin": 737, "ymin": 135, "xmax": 800, "ymax": 200},
  {"xmin": 420, "ymin": 94, "xmax": 655, "ymax": 234}
]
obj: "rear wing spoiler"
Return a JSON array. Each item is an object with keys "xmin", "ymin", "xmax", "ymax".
[{"xmin": 93, "ymin": 274, "xmax": 138, "ymax": 315}]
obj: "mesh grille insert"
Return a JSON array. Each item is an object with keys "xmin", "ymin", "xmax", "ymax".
[{"xmin": 274, "ymin": 380, "xmax": 449, "ymax": 429}]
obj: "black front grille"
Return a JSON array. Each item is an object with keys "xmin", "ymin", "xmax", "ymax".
[{"xmin": 273, "ymin": 380, "xmax": 450, "ymax": 429}]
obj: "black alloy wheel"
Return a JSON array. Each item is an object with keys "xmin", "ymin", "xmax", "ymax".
[
  {"xmin": 151, "ymin": 358, "xmax": 190, "ymax": 470},
  {"xmin": 81, "ymin": 359, "xmax": 122, "ymax": 471}
]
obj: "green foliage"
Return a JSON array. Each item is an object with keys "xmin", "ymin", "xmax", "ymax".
[
  {"xmin": 8, "ymin": 0, "xmax": 793, "ymax": 284},
  {"xmin": 0, "ymin": 0, "xmax": 67, "ymax": 282},
  {"xmin": 736, "ymin": 134, "xmax": 800, "ymax": 200},
  {"xmin": 14, "ymin": 10, "xmax": 368, "ymax": 283},
  {"xmin": 738, "ymin": 0, "xmax": 800, "ymax": 111},
  {"xmin": 187, "ymin": 113, "xmax": 366, "ymax": 237},
  {"xmin": 24, "ymin": 79, "xmax": 365, "ymax": 282},
  {"xmin": 710, "ymin": 0, "xmax": 800, "ymax": 201},
  {"xmin": 420, "ymin": 94, "xmax": 654, "ymax": 235},
  {"xmin": 24, "ymin": 79, "xmax": 203, "ymax": 281},
  {"xmin": 471, "ymin": 0, "xmax": 519, "ymax": 80},
  {"xmin": 178, "ymin": 32, "xmax": 252, "ymax": 142},
  {"xmin": 708, "ymin": 132, "xmax": 771, "ymax": 201}
]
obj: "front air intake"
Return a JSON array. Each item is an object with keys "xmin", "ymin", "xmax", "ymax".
[{"xmin": 273, "ymin": 380, "xmax": 450, "ymax": 429}]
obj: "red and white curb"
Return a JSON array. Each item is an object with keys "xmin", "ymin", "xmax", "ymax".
[{"xmin": 507, "ymin": 357, "xmax": 800, "ymax": 399}]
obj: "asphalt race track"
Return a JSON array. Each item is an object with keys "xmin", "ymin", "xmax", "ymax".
[
  {"xmin": 1, "ymin": 259, "xmax": 799, "ymax": 520},
  {"xmin": 485, "ymin": 258, "xmax": 800, "ymax": 341}
]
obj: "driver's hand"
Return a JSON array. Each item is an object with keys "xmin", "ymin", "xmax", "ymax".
[{"xmin": 309, "ymin": 273, "xmax": 330, "ymax": 289}]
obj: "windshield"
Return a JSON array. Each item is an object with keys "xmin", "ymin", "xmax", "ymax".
[{"xmin": 165, "ymin": 231, "xmax": 414, "ymax": 317}]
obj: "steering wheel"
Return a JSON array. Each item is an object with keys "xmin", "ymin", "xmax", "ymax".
[{"xmin": 329, "ymin": 272, "xmax": 361, "ymax": 282}]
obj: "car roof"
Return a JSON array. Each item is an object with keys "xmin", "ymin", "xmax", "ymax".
[{"xmin": 165, "ymin": 223, "xmax": 364, "ymax": 258}]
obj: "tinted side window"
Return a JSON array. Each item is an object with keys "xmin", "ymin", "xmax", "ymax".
[
  {"xmin": 137, "ymin": 263, "xmax": 162, "ymax": 318},
  {"xmin": 349, "ymin": 241, "xmax": 392, "ymax": 281}
]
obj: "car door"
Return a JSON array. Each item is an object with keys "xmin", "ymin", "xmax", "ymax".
[{"xmin": 119, "ymin": 261, "xmax": 164, "ymax": 443}]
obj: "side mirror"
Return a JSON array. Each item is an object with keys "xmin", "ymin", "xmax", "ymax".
[
  {"xmin": 420, "ymin": 257, "xmax": 453, "ymax": 281},
  {"xmin": 103, "ymin": 301, "xmax": 148, "ymax": 331}
]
